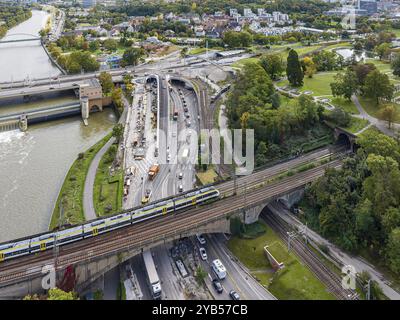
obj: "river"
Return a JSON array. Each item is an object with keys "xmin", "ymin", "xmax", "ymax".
[{"xmin": 0, "ymin": 10, "xmax": 117, "ymax": 242}]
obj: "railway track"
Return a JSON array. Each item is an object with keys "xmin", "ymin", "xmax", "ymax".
[
  {"xmin": 261, "ymin": 210, "xmax": 358, "ymax": 300},
  {"xmin": 0, "ymin": 159, "xmax": 343, "ymax": 286}
]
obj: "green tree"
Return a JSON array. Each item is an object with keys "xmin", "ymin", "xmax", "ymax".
[
  {"xmin": 260, "ymin": 53, "xmax": 285, "ymax": 80},
  {"xmin": 121, "ymin": 47, "xmax": 144, "ymax": 67},
  {"xmin": 391, "ymin": 53, "xmax": 400, "ymax": 77},
  {"xmin": 363, "ymin": 70, "xmax": 394, "ymax": 106},
  {"xmin": 195, "ymin": 266, "xmax": 208, "ymax": 284},
  {"xmin": 47, "ymin": 288, "xmax": 78, "ymax": 300},
  {"xmin": 103, "ymin": 38, "xmax": 118, "ymax": 51},
  {"xmin": 112, "ymin": 123, "xmax": 124, "ymax": 142},
  {"xmin": 386, "ymin": 228, "xmax": 400, "ymax": 274},
  {"xmin": 98, "ymin": 72, "xmax": 114, "ymax": 96},
  {"xmin": 379, "ymin": 104, "xmax": 398, "ymax": 128},
  {"xmin": 286, "ymin": 49, "xmax": 304, "ymax": 87},
  {"xmin": 375, "ymin": 43, "xmax": 391, "ymax": 60},
  {"xmin": 330, "ymin": 69, "xmax": 359, "ymax": 101}
]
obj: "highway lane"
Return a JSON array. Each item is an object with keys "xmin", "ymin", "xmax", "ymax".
[{"xmin": 197, "ymin": 234, "xmax": 276, "ymax": 300}]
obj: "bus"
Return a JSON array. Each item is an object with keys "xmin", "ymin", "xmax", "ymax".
[
  {"xmin": 212, "ymin": 259, "xmax": 226, "ymax": 280},
  {"xmin": 142, "ymin": 250, "xmax": 162, "ymax": 299}
]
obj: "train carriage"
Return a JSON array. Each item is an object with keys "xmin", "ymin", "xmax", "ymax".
[
  {"xmin": 131, "ymin": 199, "xmax": 175, "ymax": 224},
  {"xmin": 83, "ymin": 220, "xmax": 107, "ymax": 238},
  {"xmin": 30, "ymin": 233, "xmax": 56, "ymax": 253},
  {"xmin": 104, "ymin": 212, "xmax": 132, "ymax": 232},
  {"xmin": 55, "ymin": 226, "xmax": 84, "ymax": 245},
  {"xmin": 0, "ymin": 239, "xmax": 31, "ymax": 262}
]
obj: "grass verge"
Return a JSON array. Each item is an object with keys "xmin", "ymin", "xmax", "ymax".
[
  {"xmin": 93, "ymin": 143, "xmax": 124, "ymax": 217},
  {"xmin": 228, "ymin": 220, "xmax": 336, "ymax": 300},
  {"xmin": 49, "ymin": 132, "xmax": 113, "ymax": 230}
]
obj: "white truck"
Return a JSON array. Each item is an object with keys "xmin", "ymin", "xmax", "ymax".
[{"xmin": 142, "ymin": 250, "xmax": 162, "ymax": 299}]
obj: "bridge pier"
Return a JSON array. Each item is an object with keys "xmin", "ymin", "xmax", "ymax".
[
  {"xmin": 81, "ymin": 97, "xmax": 89, "ymax": 126},
  {"xmin": 19, "ymin": 114, "xmax": 28, "ymax": 132}
]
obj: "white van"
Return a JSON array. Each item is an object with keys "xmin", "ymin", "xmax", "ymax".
[{"xmin": 212, "ymin": 259, "xmax": 227, "ymax": 280}]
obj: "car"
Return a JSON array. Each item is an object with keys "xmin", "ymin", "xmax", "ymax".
[
  {"xmin": 178, "ymin": 185, "xmax": 183, "ymax": 193},
  {"xmin": 178, "ymin": 172, "xmax": 183, "ymax": 179},
  {"xmin": 212, "ymin": 279, "xmax": 223, "ymax": 294},
  {"xmin": 199, "ymin": 247, "xmax": 207, "ymax": 260},
  {"xmin": 229, "ymin": 290, "xmax": 240, "ymax": 300},
  {"xmin": 141, "ymin": 189, "xmax": 152, "ymax": 204},
  {"xmin": 196, "ymin": 234, "xmax": 206, "ymax": 245},
  {"xmin": 186, "ymin": 120, "xmax": 191, "ymax": 127}
]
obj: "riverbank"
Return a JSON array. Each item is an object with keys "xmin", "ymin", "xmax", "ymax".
[
  {"xmin": 49, "ymin": 131, "xmax": 113, "ymax": 230},
  {"xmin": 0, "ymin": 6, "xmax": 32, "ymax": 39}
]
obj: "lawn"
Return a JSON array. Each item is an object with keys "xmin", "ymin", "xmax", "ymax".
[
  {"xmin": 228, "ymin": 220, "xmax": 336, "ymax": 300},
  {"xmin": 93, "ymin": 143, "xmax": 124, "ymax": 217},
  {"xmin": 278, "ymin": 72, "xmax": 336, "ymax": 97},
  {"xmin": 196, "ymin": 167, "xmax": 218, "ymax": 185},
  {"xmin": 344, "ymin": 117, "xmax": 370, "ymax": 134},
  {"xmin": 357, "ymin": 96, "xmax": 400, "ymax": 123},
  {"xmin": 49, "ymin": 132, "xmax": 113, "ymax": 230},
  {"xmin": 330, "ymin": 97, "xmax": 359, "ymax": 114}
]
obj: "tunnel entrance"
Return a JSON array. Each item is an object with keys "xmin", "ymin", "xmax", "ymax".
[{"xmin": 337, "ymin": 132, "xmax": 351, "ymax": 150}]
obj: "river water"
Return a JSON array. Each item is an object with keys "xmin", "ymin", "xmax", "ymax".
[{"xmin": 0, "ymin": 10, "xmax": 117, "ymax": 242}]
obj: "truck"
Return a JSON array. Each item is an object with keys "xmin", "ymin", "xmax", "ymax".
[
  {"xmin": 148, "ymin": 164, "xmax": 160, "ymax": 180},
  {"xmin": 181, "ymin": 148, "xmax": 189, "ymax": 162},
  {"xmin": 142, "ymin": 250, "xmax": 162, "ymax": 299}
]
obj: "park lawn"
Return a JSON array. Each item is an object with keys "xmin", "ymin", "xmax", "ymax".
[
  {"xmin": 331, "ymin": 97, "xmax": 359, "ymax": 114},
  {"xmin": 189, "ymin": 47, "xmax": 208, "ymax": 55},
  {"xmin": 324, "ymin": 42, "xmax": 352, "ymax": 51},
  {"xmin": 196, "ymin": 167, "xmax": 218, "ymax": 185},
  {"xmin": 343, "ymin": 117, "xmax": 370, "ymax": 134},
  {"xmin": 49, "ymin": 132, "xmax": 113, "ymax": 230},
  {"xmin": 358, "ymin": 96, "xmax": 400, "ymax": 123},
  {"xmin": 278, "ymin": 72, "xmax": 336, "ymax": 97},
  {"xmin": 93, "ymin": 143, "xmax": 124, "ymax": 217},
  {"xmin": 228, "ymin": 220, "xmax": 336, "ymax": 300},
  {"xmin": 366, "ymin": 59, "xmax": 392, "ymax": 73},
  {"xmin": 232, "ymin": 57, "xmax": 260, "ymax": 69}
]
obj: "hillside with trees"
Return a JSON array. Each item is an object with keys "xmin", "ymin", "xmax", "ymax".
[{"xmin": 302, "ymin": 129, "xmax": 400, "ymax": 275}]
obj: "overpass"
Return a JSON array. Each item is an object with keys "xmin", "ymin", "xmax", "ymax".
[{"xmin": 0, "ymin": 146, "xmax": 347, "ymax": 298}]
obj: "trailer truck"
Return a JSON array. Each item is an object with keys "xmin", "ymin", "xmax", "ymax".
[
  {"xmin": 148, "ymin": 164, "xmax": 160, "ymax": 180},
  {"xmin": 142, "ymin": 250, "xmax": 162, "ymax": 299}
]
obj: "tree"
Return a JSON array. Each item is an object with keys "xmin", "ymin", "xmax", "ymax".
[
  {"xmin": 47, "ymin": 288, "xmax": 78, "ymax": 300},
  {"xmin": 302, "ymin": 56, "xmax": 317, "ymax": 78},
  {"xmin": 103, "ymin": 38, "xmax": 118, "ymax": 51},
  {"xmin": 286, "ymin": 49, "xmax": 304, "ymax": 87},
  {"xmin": 260, "ymin": 53, "xmax": 285, "ymax": 80},
  {"xmin": 121, "ymin": 47, "xmax": 144, "ymax": 67},
  {"xmin": 195, "ymin": 266, "xmax": 208, "ymax": 284},
  {"xmin": 386, "ymin": 228, "xmax": 400, "ymax": 274},
  {"xmin": 329, "ymin": 108, "xmax": 352, "ymax": 127},
  {"xmin": 363, "ymin": 70, "xmax": 394, "ymax": 106},
  {"xmin": 89, "ymin": 40, "xmax": 100, "ymax": 52},
  {"xmin": 112, "ymin": 123, "xmax": 124, "ymax": 142},
  {"xmin": 375, "ymin": 43, "xmax": 391, "ymax": 60},
  {"xmin": 391, "ymin": 53, "xmax": 400, "ymax": 77},
  {"xmin": 352, "ymin": 63, "xmax": 376, "ymax": 86},
  {"xmin": 330, "ymin": 69, "xmax": 359, "ymax": 101},
  {"xmin": 379, "ymin": 104, "xmax": 398, "ymax": 128},
  {"xmin": 98, "ymin": 72, "xmax": 114, "ymax": 96}
]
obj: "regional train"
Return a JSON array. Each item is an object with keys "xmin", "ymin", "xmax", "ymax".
[{"xmin": 0, "ymin": 186, "xmax": 220, "ymax": 263}]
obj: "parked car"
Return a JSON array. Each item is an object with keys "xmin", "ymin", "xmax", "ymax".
[
  {"xmin": 212, "ymin": 279, "xmax": 223, "ymax": 294},
  {"xmin": 229, "ymin": 290, "xmax": 240, "ymax": 300},
  {"xmin": 199, "ymin": 247, "xmax": 207, "ymax": 260}
]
